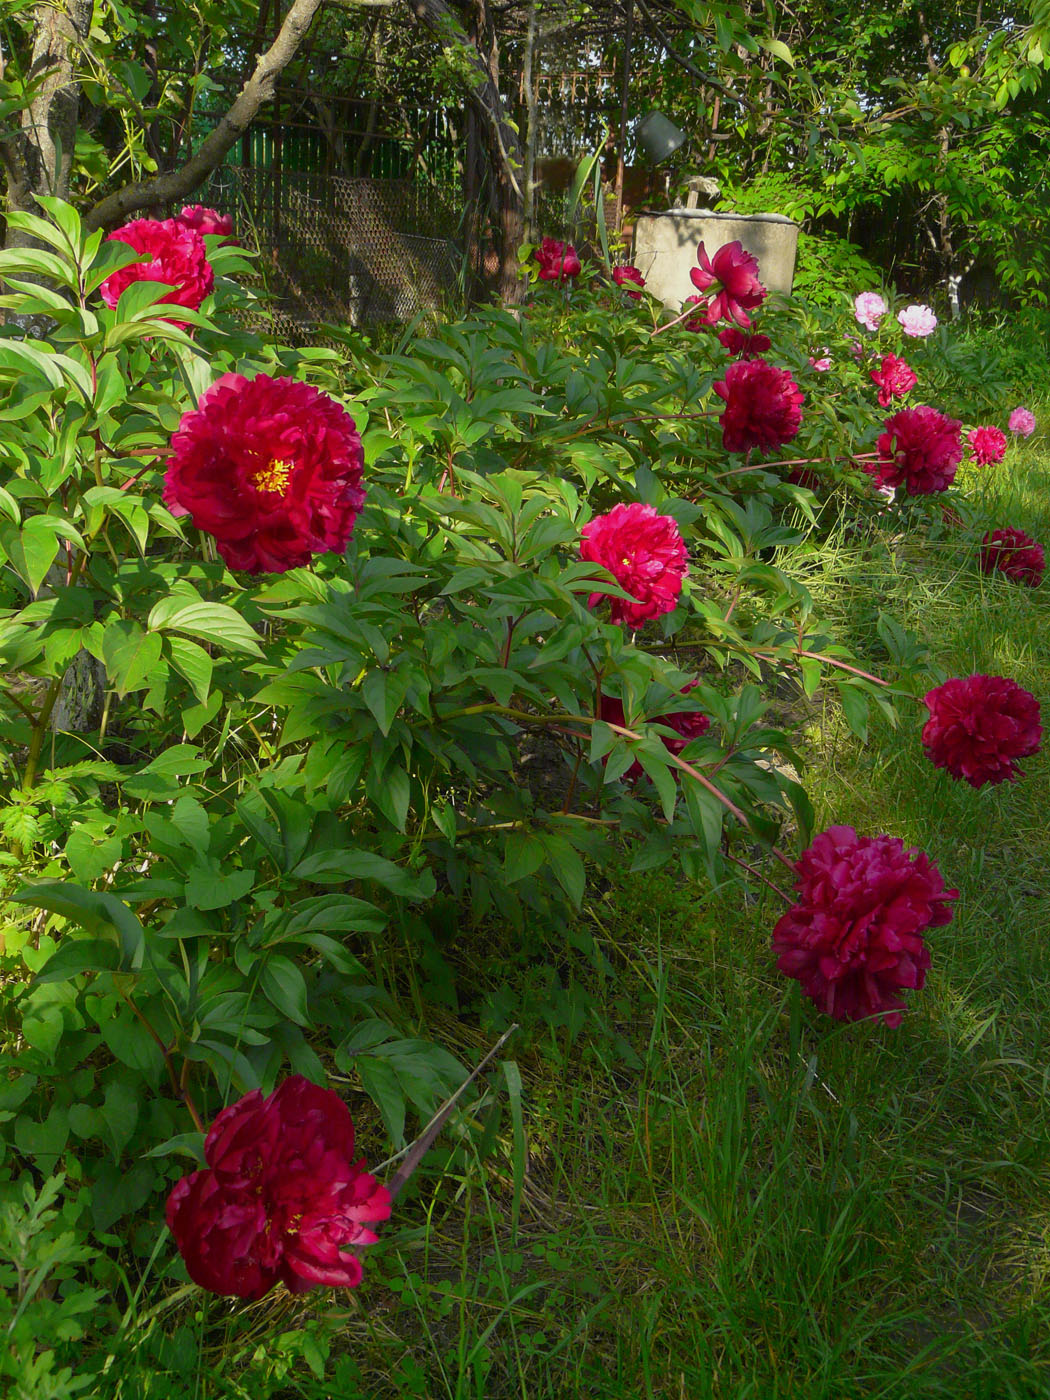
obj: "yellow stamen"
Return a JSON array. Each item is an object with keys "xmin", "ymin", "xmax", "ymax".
[{"xmin": 252, "ymin": 458, "xmax": 294, "ymax": 494}]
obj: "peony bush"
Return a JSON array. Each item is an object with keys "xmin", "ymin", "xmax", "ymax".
[{"xmin": 0, "ymin": 200, "xmax": 1043, "ymax": 1370}]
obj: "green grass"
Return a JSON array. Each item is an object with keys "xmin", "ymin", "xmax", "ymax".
[{"xmin": 99, "ymin": 443, "xmax": 1050, "ymax": 1399}]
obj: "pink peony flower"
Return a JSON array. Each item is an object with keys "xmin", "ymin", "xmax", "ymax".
[
  {"xmin": 99, "ymin": 218, "xmax": 214, "ymax": 327},
  {"xmin": 581, "ymin": 502, "xmax": 687, "ymax": 628},
  {"xmin": 176, "ymin": 205, "xmax": 236, "ymax": 240},
  {"xmin": 164, "ymin": 372, "xmax": 366, "ymax": 574},
  {"xmin": 871, "ymin": 405, "xmax": 963, "ymax": 495},
  {"xmin": 870, "ymin": 354, "xmax": 917, "ymax": 408},
  {"xmin": 599, "ymin": 684, "xmax": 711, "ymax": 780},
  {"xmin": 808, "ymin": 350, "xmax": 832, "ymax": 371},
  {"xmin": 689, "ymin": 240, "xmax": 768, "ymax": 327},
  {"xmin": 853, "ymin": 292, "xmax": 888, "ymax": 332},
  {"xmin": 718, "ymin": 327, "xmax": 772, "ymax": 359},
  {"xmin": 612, "ymin": 264, "xmax": 645, "ymax": 299},
  {"xmin": 714, "ymin": 358, "xmax": 804, "ymax": 454},
  {"xmin": 1009, "ymin": 407, "xmax": 1036, "ymax": 437},
  {"xmin": 967, "ymin": 426, "xmax": 1008, "ymax": 466},
  {"xmin": 535, "ymin": 237, "xmax": 581, "ymax": 282},
  {"xmin": 897, "ymin": 304, "xmax": 938, "ymax": 337},
  {"xmin": 979, "ymin": 528, "xmax": 1045, "ymax": 586},
  {"xmin": 922, "ymin": 674, "xmax": 1041, "ymax": 788},
  {"xmin": 772, "ymin": 825, "xmax": 956, "ymax": 1027},
  {"xmin": 165, "ymin": 1076, "xmax": 391, "ymax": 1300}
]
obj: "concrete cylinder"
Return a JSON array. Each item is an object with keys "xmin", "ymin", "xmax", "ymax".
[{"xmin": 632, "ymin": 210, "xmax": 799, "ymax": 310}]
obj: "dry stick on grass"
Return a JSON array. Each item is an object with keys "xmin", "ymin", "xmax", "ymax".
[{"xmin": 383, "ymin": 1022, "xmax": 520, "ymax": 1202}]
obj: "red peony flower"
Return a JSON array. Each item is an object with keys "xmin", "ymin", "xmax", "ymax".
[
  {"xmin": 788, "ymin": 467, "xmax": 822, "ymax": 491},
  {"xmin": 967, "ymin": 425, "xmax": 1008, "ymax": 466},
  {"xmin": 165, "ymin": 1076, "xmax": 391, "ymax": 1300},
  {"xmin": 979, "ymin": 527, "xmax": 1045, "ymax": 586},
  {"xmin": 922, "ymin": 674, "xmax": 1041, "ymax": 787},
  {"xmin": 599, "ymin": 683, "xmax": 710, "ymax": 779},
  {"xmin": 718, "ymin": 327, "xmax": 772, "ymax": 359},
  {"xmin": 871, "ymin": 406, "xmax": 963, "ymax": 495},
  {"xmin": 714, "ymin": 358, "xmax": 804, "ymax": 454},
  {"xmin": 682, "ymin": 294, "xmax": 707, "ymax": 332},
  {"xmin": 581, "ymin": 502, "xmax": 687, "ymax": 628},
  {"xmin": 99, "ymin": 218, "xmax": 214, "ymax": 326},
  {"xmin": 164, "ymin": 372, "xmax": 366, "ymax": 574},
  {"xmin": 535, "ymin": 237, "xmax": 581, "ymax": 282},
  {"xmin": 612, "ymin": 264, "xmax": 646, "ymax": 299},
  {"xmin": 869, "ymin": 354, "xmax": 917, "ymax": 408},
  {"xmin": 772, "ymin": 825, "xmax": 956, "ymax": 1027},
  {"xmin": 176, "ymin": 204, "xmax": 236, "ymax": 241},
  {"xmin": 689, "ymin": 240, "xmax": 768, "ymax": 327}
]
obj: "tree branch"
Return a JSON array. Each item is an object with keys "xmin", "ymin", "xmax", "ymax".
[{"xmin": 83, "ymin": 0, "xmax": 324, "ymax": 232}]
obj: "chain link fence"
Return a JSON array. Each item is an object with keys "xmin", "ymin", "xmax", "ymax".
[{"xmin": 204, "ymin": 163, "xmax": 466, "ymax": 336}]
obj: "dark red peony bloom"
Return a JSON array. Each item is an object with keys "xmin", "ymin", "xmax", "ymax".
[
  {"xmin": 869, "ymin": 354, "xmax": 917, "ymax": 408},
  {"xmin": 689, "ymin": 240, "xmax": 768, "ymax": 327},
  {"xmin": 788, "ymin": 467, "xmax": 822, "ymax": 491},
  {"xmin": 581, "ymin": 502, "xmax": 687, "ymax": 628},
  {"xmin": 535, "ymin": 237, "xmax": 581, "ymax": 282},
  {"xmin": 967, "ymin": 425, "xmax": 1008, "ymax": 466},
  {"xmin": 164, "ymin": 372, "xmax": 366, "ymax": 574},
  {"xmin": 682, "ymin": 294, "xmax": 707, "ymax": 332},
  {"xmin": 979, "ymin": 527, "xmax": 1045, "ymax": 586},
  {"xmin": 99, "ymin": 218, "xmax": 214, "ymax": 326},
  {"xmin": 772, "ymin": 825, "xmax": 956, "ymax": 1027},
  {"xmin": 176, "ymin": 205, "xmax": 236, "ymax": 240},
  {"xmin": 612, "ymin": 264, "xmax": 646, "ymax": 299},
  {"xmin": 922, "ymin": 674, "xmax": 1041, "ymax": 787},
  {"xmin": 718, "ymin": 327, "xmax": 772, "ymax": 359},
  {"xmin": 871, "ymin": 406, "xmax": 963, "ymax": 495},
  {"xmin": 165, "ymin": 1076, "xmax": 391, "ymax": 1300},
  {"xmin": 599, "ymin": 683, "xmax": 710, "ymax": 779},
  {"xmin": 714, "ymin": 358, "xmax": 804, "ymax": 454}
]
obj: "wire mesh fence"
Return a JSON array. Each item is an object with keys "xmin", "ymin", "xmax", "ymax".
[{"xmin": 204, "ymin": 163, "xmax": 466, "ymax": 335}]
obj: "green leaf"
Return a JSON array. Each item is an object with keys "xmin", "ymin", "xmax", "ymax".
[
  {"xmin": 33, "ymin": 937, "xmax": 119, "ymax": 983},
  {"xmin": 356, "ymin": 1057, "xmax": 406, "ymax": 1147},
  {"xmin": 170, "ymin": 793, "xmax": 210, "ymax": 853},
  {"xmin": 102, "ymin": 620, "xmax": 163, "ymax": 695},
  {"xmin": 166, "ymin": 636, "xmax": 213, "ymax": 704},
  {"xmin": 14, "ymin": 1107, "xmax": 69, "ymax": 1168},
  {"xmin": 292, "ymin": 848, "xmax": 436, "ymax": 900},
  {"xmin": 184, "ymin": 863, "xmax": 255, "ymax": 910},
  {"xmin": 361, "ymin": 668, "xmax": 412, "ymax": 735},
  {"xmin": 148, "ymin": 598, "xmax": 264, "ymax": 657},
  {"xmin": 101, "ymin": 1076, "xmax": 139, "ymax": 1158},
  {"xmin": 259, "ymin": 955, "xmax": 310, "ymax": 1025},
  {"xmin": 636, "ymin": 746, "xmax": 679, "ymax": 823},
  {"xmin": 840, "ymin": 684, "xmax": 869, "ymax": 742},
  {"xmin": 761, "ymin": 36, "xmax": 795, "ymax": 66},
  {"xmin": 100, "ymin": 1008, "xmax": 165, "ymax": 1076},
  {"xmin": 538, "ymin": 834, "xmax": 585, "ymax": 907},
  {"xmin": 13, "ymin": 882, "xmax": 145, "ymax": 969}
]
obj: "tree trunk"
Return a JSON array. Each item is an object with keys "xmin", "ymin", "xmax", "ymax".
[
  {"xmin": 402, "ymin": 0, "xmax": 524, "ymax": 304},
  {"xmin": 2, "ymin": 0, "xmax": 94, "ymax": 236}
]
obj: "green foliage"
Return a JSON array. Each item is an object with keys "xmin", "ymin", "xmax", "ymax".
[{"xmin": 0, "ymin": 200, "xmax": 1032, "ymax": 1392}]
